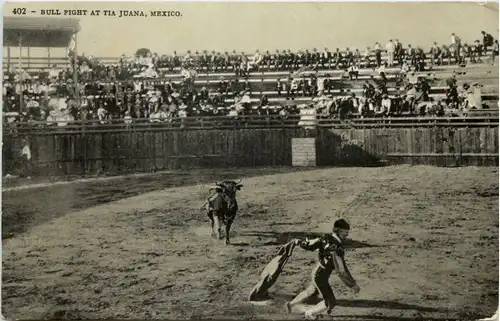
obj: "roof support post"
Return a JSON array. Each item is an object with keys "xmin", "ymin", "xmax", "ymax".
[
  {"xmin": 71, "ymin": 31, "xmax": 79, "ymax": 105},
  {"xmin": 18, "ymin": 33, "xmax": 24, "ymax": 113},
  {"xmin": 27, "ymin": 46, "xmax": 31, "ymax": 69},
  {"xmin": 7, "ymin": 46, "xmax": 11, "ymax": 73}
]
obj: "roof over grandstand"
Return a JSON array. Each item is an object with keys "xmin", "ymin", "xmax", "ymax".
[{"xmin": 3, "ymin": 17, "xmax": 80, "ymax": 48}]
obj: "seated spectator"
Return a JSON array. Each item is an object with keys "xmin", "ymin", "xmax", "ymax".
[
  {"xmin": 467, "ymin": 82, "xmax": 483, "ymax": 110},
  {"xmin": 348, "ymin": 63, "xmax": 359, "ymax": 80},
  {"xmin": 430, "ymin": 42, "xmax": 442, "ymax": 66},
  {"xmin": 48, "ymin": 65, "xmax": 60, "ymax": 80},
  {"xmin": 381, "ymin": 94, "xmax": 391, "ymax": 114},
  {"xmin": 362, "ymin": 47, "xmax": 371, "ymax": 68},
  {"xmin": 316, "ymin": 75, "xmax": 326, "ymax": 96}
]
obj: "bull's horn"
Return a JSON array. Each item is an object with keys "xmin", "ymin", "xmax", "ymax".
[{"xmin": 236, "ymin": 178, "xmax": 242, "ymax": 183}]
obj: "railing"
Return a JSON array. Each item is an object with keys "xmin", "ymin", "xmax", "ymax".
[
  {"xmin": 3, "ymin": 48, "xmax": 495, "ymax": 73},
  {"xmin": 4, "ymin": 114, "xmax": 498, "ymax": 135}
]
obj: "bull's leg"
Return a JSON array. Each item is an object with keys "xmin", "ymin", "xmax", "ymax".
[
  {"xmin": 207, "ymin": 211, "xmax": 216, "ymax": 238},
  {"xmin": 209, "ymin": 215, "xmax": 215, "ymax": 238},
  {"xmin": 225, "ymin": 218, "xmax": 233, "ymax": 245},
  {"xmin": 214, "ymin": 216, "xmax": 222, "ymax": 241}
]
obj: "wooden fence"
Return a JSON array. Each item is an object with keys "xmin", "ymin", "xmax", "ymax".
[
  {"xmin": 3, "ymin": 127, "xmax": 309, "ymax": 176},
  {"xmin": 316, "ymin": 126, "xmax": 499, "ymax": 166},
  {"xmin": 3, "ymin": 122, "xmax": 498, "ymax": 177}
]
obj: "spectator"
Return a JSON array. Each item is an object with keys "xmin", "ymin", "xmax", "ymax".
[
  {"xmin": 374, "ymin": 42, "xmax": 382, "ymax": 67},
  {"xmin": 348, "ymin": 63, "xmax": 359, "ymax": 80},
  {"xmin": 322, "ymin": 48, "xmax": 331, "ymax": 69},
  {"xmin": 385, "ymin": 39, "xmax": 395, "ymax": 67},
  {"xmin": 20, "ymin": 137, "xmax": 32, "ymax": 179},
  {"xmin": 482, "ymin": 31, "xmax": 494, "ymax": 50},
  {"xmin": 381, "ymin": 94, "xmax": 392, "ymax": 114},
  {"xmin": 430, "ymin": 42, "xmax": 442, "ymax": 66},
  {"xmin": 492, "ymin": 40, "xmax": 499, "ymax": 65},
  {"xmin": 465, "ymin": 82, "xmax": 483, "ymax": 110},
  {"xmin": 362, "ymin": 47, "xmax": 371, "ymax": 68},
  {"xmin": 450, "ymin": 33, "xmax": 462, "ymax": 64},
  {"xmin": 394, "ymin": 39, "xmax": 403, "ymax": 64},
  {"xmin": 49, "ymin": 65, "xmax": 60, "ymax": 80},
  {"xmin": 316, "ymin": 75, "xmax": 325, "ymax": 96}
]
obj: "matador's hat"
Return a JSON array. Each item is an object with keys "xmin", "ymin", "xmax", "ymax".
[{"xmin": 333, "ymin": 219, "xmax": 350, "ymax": 230}]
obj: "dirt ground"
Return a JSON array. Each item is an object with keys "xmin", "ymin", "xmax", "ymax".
[{"xmin": 2, "ymin": 165, "xmax": 498, "ymax": 320}]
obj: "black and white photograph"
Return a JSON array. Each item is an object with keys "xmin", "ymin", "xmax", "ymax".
[{"xmin": 1, "ymin": 2, "xmax": 499, "ymax": 320}]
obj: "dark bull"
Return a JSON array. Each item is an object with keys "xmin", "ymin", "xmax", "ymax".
[{"xmin": 204, "ymin": 179, "xmax": 243, "ymax": 245}]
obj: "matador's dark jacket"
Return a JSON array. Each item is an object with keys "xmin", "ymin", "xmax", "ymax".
[{"xmin": 298, "ymin": 233, "xmax": 357, "ymax": 288}]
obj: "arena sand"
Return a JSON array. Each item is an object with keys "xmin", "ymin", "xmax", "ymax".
[{"xmin": 2, "ymin": 165, "xmax": 498, "ymax": 320}]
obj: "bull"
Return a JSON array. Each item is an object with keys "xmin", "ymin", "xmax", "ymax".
[{"xmin": 205, "ymin": 179, "xmax": 243, "ymax": 245}]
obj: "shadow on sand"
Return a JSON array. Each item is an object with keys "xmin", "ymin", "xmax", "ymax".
[
  {"xmin": 3, "ymin": 166, "xmax": 319, "ymax": 240},
  {"xmin": 267, "ymin": 294, "xmax": 456, "ymax": 321},
  {"xmin": 238, "ymin": 230, "xmax": 381, "ymax": 249}
]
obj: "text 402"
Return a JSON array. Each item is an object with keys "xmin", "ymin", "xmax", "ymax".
[{"xmin": 12, "ymin": 8, "xmax": 27, "ymax": 15}]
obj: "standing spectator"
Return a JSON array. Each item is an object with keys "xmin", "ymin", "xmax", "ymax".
[
  {"xmin": 482, "ymin": 31, "xmax": 494, "ymax": 50},
  {"xmin": 385, "ymin": 40, "xmax": 395, "ymax": 67},
  {"xmin": 333, "ymin": 48, "xmax": 343, "ymax": 69},
  {"xmin": 374, "ymin": 42, "xmax": 382, "ymax": 67},
  {"xmin": 450, "ymin": 33, "xmax": 462, "ymax": 64},
  {"xmin": 20, "ymin": 137, "xmax": 32, "ymax": 179},
  {"xmin": 394, "ymin": 39, "xmax": 403, "ymax": 64},
  {"xmin": 492, "ymin": 40, "xmax": 499, "ymax": 65}
]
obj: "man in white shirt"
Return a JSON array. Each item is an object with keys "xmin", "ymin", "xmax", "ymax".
[
  {"xmin": 316, "ymin": 76, "xmax": 325, "ymax": 96},
  {"xmin": 48, "ymin": 65, "xmax": 60, "ymax": 80},
  {"xmin": 20, "ymin": 138, "xmax": 32, "ymax": 178},
  {"xmin": 381, "ymin": 94, "xmax": 392, "ymax": 114},
  {"xmin": 467, "ymin": 83, "xmax": 483, "ymax": 109},
  {"xmin": 385, "ymin": 40, "xmax": 395, "ymax": 67}
]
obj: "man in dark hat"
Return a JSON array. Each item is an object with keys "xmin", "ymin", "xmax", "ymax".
[{"xmin": 285, "ymin": 219, "xmax": 360, "ymax": 320}]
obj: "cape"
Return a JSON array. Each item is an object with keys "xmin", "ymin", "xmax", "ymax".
[{"xmin": 248, "ymin": 240, "xmax": 297, "ymax": 301}]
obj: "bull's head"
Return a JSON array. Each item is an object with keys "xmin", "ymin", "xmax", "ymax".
[{"xmin": 210, "ymin": 178, "xmax": 243, "ymax": 198}]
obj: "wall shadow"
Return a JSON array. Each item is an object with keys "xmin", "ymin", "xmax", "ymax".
[
  {"xmin": 316, "ymin": 129, "xmax": 387, "ymax": 167},
  {"xmin": 2, "ymin": 166, "xmax": 319, "ymax": 240}
]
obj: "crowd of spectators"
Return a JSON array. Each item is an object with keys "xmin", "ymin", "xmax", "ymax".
[{"xmin": 3, "ymin": 30, "xmax": 498, "ymax": 128}]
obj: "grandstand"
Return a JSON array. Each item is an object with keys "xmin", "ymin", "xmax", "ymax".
[{"xmin": 2, "ymin": 23, "xmax": 499, "ymax": 129}]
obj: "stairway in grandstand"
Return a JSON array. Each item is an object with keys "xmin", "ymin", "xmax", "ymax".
[{"xmin": 4, "ymin": 53, "xmax": 499, "ymax": 113}]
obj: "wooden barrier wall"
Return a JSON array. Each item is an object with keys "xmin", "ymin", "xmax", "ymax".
[
  {"xmin": 3, "ymin": 126, "xmax": 498, "ymax": 177},
  {"xmin": 3, "ymin": 128, "xmax": 309, "ymax": 176},
  {"xmin": 316, "ymin": 127, "xmax": 499, "ymax": 166}
]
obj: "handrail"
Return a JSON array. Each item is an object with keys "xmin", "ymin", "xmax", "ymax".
[
  {"xmin": 4, "ymin": 115, "xmax": 498, "ymax": 128},
  {"xmin": 2, "ymin": 49, "xmax": 494, "ymax": 62}
]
